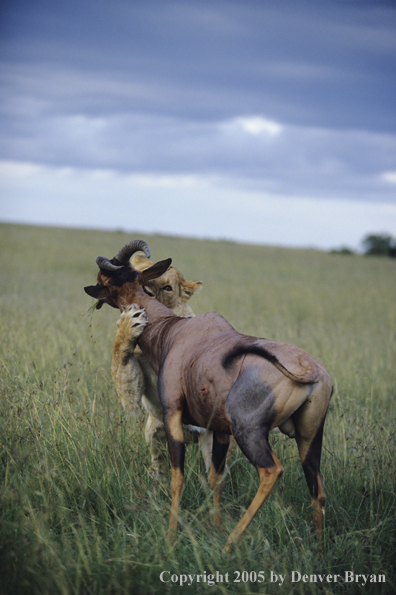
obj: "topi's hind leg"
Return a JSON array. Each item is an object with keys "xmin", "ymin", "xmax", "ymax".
[
  {"xmin": 223, "ymin": 453, "xmax": 283, "ymax": 552},
  {"xmin": 293, "ymin": 383, "xmax": 331, "ymax": 552},
  {"xmin": 224, "ymin": 368, "xmax": 284, "ymax": 550},
  {"xmin": 294, "ymin": 421, "xmax": 327, "ymax": 551},
  {"xmin": 208, "ymin": 432, "xmax": 230, "ymax": 527}
]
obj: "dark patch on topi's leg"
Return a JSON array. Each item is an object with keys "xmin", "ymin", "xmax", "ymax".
[
  {"xmin": 212, "ymin": 432, "xmax": 230, "ymax": 475},
  {"xmin": 166, "ymin": 438, "xmax": 185, "ymax": 473}
]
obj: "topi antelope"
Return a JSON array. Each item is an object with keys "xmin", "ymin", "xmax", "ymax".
[
  {"xmin": 84, "ymin": 240, "xmax": 332, "ymax": 552},
  {"xmin": 95, "ymin": 241, "xmax": 212, "ymax": 480}
]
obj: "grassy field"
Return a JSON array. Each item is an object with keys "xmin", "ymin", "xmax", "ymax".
[{"xmin": 0, "ymin": 222, "xmax": 395, "ymax": 594}]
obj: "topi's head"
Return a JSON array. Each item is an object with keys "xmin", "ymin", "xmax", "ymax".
[{"xmin": 84, "ymin": 240, "xmax": 171, "ymax": 311}]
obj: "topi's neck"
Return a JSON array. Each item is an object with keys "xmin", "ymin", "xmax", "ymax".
[{"xmin": 133, "ymin": 289, "xmax": 175, "ymax": 322}]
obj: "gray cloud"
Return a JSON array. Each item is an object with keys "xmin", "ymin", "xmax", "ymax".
[
  {"xmin": 1, "ymin": 0, "xmax": 395, "ymax": 127},
  {"xmin": 0, "ymin": 0, "xmax": 395, "ymax": 247},
  {"xmin": 1, "ymin": 96, "xmax": 395, "ymax": 202}
]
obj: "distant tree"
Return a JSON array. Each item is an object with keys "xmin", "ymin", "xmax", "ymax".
[
  {"xmin": 362, "ymin": 233, "xmax": 396, "ymax": 257},
  {"xmin": 330, "ymin": 246, "xmax": 354, "ymax": 255}
]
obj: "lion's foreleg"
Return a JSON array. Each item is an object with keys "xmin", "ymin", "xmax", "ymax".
[{"xmin": 111, "ymin": 305, "xmax": 148, "ymax": 414}]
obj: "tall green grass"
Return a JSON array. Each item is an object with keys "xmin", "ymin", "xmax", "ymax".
[{"xmin": 1, "ymin": 222, "xmax": 395, "ymax": 594}]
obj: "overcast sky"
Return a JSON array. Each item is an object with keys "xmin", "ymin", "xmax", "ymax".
[{"xmin": 1, "ymin": 0, "xmax": 395, "ymax": 250}]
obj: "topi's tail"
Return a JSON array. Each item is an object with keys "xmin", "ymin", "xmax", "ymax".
[{"xmin": 222, "ymin": 343, "xmax": 318, "ymax": 384}]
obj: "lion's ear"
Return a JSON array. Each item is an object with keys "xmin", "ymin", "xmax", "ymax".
[
  {"xmin": 180, "ymin": 280, "xmax": 202, "ymax": 302},
  {"xmin": 132, "ymin": 253, "xmax": 153, "ymax": 271}
]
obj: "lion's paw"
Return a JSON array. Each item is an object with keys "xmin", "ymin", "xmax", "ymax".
[{"xmin": 117, "ymin": 304, "xmax": 149, "ymax": 341}]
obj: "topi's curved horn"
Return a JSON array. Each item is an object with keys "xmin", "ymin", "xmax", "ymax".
[
  {"xmin": 113, "ymin": 240, "xmax": 151, "ymax": 265},
  {"xmin": 96, "ymin": 256, "xmax": 123, "ymax": 271}
]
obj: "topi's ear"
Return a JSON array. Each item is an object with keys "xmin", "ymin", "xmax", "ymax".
[
  {"xmin": 180, "ymin": 280, "xmax": 203, "ymax": 302},
  {"xmin": 84, "ymin": 285, "xmax": 111, "ymax": 301},
  {"xmin": 138, "ymin": 258, "xmax": 172, "ymax": 285}
]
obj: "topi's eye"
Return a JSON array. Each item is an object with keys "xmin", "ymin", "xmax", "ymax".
[{"xmin": 162, "ymin": 285, "xmax": 172, "ymax": 292}]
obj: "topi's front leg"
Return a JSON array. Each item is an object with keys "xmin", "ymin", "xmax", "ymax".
[
  {"xmin": 163, "ymin": 407, "xmax": 185, "ymax": 543},
  {"xmin": 209, "ymin": 432, "xmax": 230, "ymax": 527},
  {"xmin": 111, "ymin": 304, "xmax": 148, "ymax": 413}
]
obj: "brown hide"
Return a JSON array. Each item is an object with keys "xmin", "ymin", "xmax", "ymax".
[{"xmin": 137, "ymin": 309, "xmax": 324, "ymax": 433}]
